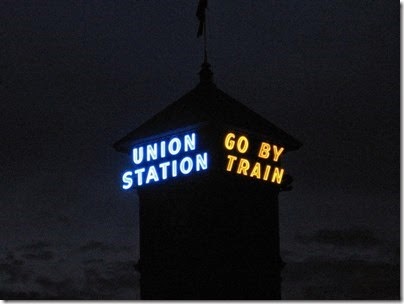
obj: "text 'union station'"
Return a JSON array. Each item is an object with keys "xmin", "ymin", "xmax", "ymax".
[{"xmin": 122, "ymin": 133, "xmax": 209, "ymax": 188}]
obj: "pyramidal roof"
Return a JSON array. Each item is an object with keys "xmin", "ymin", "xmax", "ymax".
[{"xmin": 114, "ymin": 63, "xmax": 302, "ymax": 153}]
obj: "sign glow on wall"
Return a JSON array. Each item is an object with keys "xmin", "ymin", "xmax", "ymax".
[
  {"xmin": 121, "ymin": 132, "xmax": 209, "ymax": 189},
  {"xmin": 223, "ymin": 132, "xmax": 286, "ymax": 185}
]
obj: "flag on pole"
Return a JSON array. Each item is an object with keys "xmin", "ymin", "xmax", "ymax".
[{"xmin": 196, "ymin": 0, "xmax": 208, "ymax": 37}]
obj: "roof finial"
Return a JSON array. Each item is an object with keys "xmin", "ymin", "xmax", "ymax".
[{"xmin": 199, "ymin": 60, "xmax": 213, "ymax": 84}]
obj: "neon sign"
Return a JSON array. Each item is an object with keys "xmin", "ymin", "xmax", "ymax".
[
  {"xmin": 224, "ymin": 132, "xmax": 286, "ymax": 185},
  {"xmin": 122, "ymin": 132, "xmax": 209, "ymax": 189}
]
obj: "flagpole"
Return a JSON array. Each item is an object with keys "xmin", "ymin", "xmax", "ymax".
[
  {"xmin": 196, "ymin": 0, "xmax": 213, "ymax": 84},
  {"xmin": 203, "ymin": 19, "xmax": 208, "ymax": 63},
  {"xmin": 196, "ymin": 0, "xmax": 208, "ymax": 63}
]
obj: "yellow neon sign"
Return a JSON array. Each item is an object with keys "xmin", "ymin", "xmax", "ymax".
[
  {"xmin": 224, "ymin": 132, "xmax": 249, "ymax": 153},
  {"xmin": 224, "ymin": 132, "xmax": 286, "ymax": 185}
]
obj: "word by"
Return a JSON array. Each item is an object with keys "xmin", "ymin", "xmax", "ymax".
[
  {"xmin": 122, "ymin": 133, "xmax": 208, "ymax": 189},
  {"xmin": 224, "ymin": 132, "xmax": 286, "ymax": 184}
]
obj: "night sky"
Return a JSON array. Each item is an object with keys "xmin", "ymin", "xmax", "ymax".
[{"xmin": 0, "ymin": 0, "xmax": 399, "ymax": 299}]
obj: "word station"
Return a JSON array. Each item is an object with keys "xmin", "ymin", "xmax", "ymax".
[
  {"xmin": 224, "ymin": 132, "xmax": 286, "ymax": 185},
  {"xmin": 122, "ymin": 133, "xmax": 208, "ymax": 189}
]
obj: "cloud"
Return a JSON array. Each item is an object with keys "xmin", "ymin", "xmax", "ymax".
[
  {"xmin": 56, "ymin": 214, "xmax": 71, "ymax": 225},
  {"xmin": 284, "ymin": 228, "xmax": 399, "ymax": 299},
  {"xmin": 17, "ymin": 241, "xmax": 51, "ymax": 251},
  {"xmin": 35, "ymin": 276, "xmax": 76, "ymax": 299},
  {"xmin": 0, "ymin": 290, "xmax": 42, "ymax": 300},
  {"xmin": 21, "ymin": 251, "xmax": 54, "ymax": 261},
  {"xmin": 79, "ymin": 240, "xmax": 133, "ymax": 254},
  {"xmin": 0, "ymin": 236, "xmax": 399, "ymax": 300},
  {"xmin": 0, "ymin": 260, "xmax": 32, "ymax": 285},
  {"xmin": 295, "ymin": 227, "xmax": 381, "ymax": 248},
  {"xmin": 82, "ymin": 258, "xmax": 105, "ymax": 265},
  {"xmin": 0, "ymin": 251, "xmax": 33, "ymax": 285},
  {"xmin": 11, "ymin": 241, "xmax": 55, "ymax": 262},
  {"xmin": 0, "ymin": 241, "xmax": 140, "ymax": 300},
  {"xmin": 79, "ymin": 241, "xmax": 110, "ymax": 252},
  {"xmin": 282, "ymin": 257, "xmax": 399, "ymax": 300}
]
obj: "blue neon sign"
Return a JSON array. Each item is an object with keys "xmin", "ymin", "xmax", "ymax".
[{"xmin": 121, "ymin": 132, "xmax": 209, "ymax": 189}]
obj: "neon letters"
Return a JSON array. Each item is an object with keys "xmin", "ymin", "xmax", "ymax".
[
  {"xmin": 121, "ymin": 130, "xmax": 287, "ymax": 189},
  {"xmin": 122, "ymin": 132, "xmax": 209, "ymax": 189},
  {"xmin": 224, "ymin": 132, "xmax": 286, "ymax": 185}
]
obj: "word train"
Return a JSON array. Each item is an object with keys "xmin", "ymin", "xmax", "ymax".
[{"xmin": 224, "ymin": 132, "xmax": 286, "ymax": 184}]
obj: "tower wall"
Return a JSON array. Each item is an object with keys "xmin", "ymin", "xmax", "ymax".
[
  {"xmin": 139, "ymin": 172, "xmax": 282, "ymax": 299},
  {"xmin": 137, "ymin": 126, "xmax": 284, "ymax": 299}
]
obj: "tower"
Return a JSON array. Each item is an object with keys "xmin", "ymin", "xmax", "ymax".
[{"xmin": 114, "ymin": 62, "xmax": 301, "ymax": 299}]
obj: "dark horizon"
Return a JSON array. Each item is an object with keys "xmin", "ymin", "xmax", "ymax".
[{"xmin": 0, "ymin": 1, "xmax": 399, "ymax": 299}]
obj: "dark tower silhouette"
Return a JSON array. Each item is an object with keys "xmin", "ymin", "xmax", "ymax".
[{"xmin": 114, "ymin": 63, "xmax": 301, "ymax": 299}]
